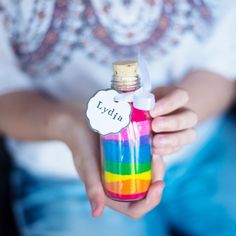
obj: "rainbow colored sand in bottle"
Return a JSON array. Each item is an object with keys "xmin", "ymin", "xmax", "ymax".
[{"xmin": 100, "ymin": 61, "xmax": 152, "ymax": 201}]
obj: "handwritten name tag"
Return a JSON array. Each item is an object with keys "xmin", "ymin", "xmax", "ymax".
[{"xmin": 86, "ymin": 90, "xmax": 131, "ymax": 135}]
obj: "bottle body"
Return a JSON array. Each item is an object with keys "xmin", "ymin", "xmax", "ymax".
[{"xmin": 101, "ymin": 103, "xmax": 152, "ymax": 201}]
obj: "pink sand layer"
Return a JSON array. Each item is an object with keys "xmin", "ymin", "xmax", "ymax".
[
  {"xmin": 131, "ymin": 104, "xmax": 150, "ymax": 122},
  {"xmin": 102, "ymin": 120, "xmax": 151, "ymax": 140}
]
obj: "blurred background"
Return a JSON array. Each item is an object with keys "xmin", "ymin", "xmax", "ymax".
[{"xmin": 0, "ymin": 1, "xmax": 236, "ymax": 236}]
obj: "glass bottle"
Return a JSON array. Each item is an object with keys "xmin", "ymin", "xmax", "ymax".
[{"xmin": 100, "ymin": 61, "xmax": 152, "ymax": 201}]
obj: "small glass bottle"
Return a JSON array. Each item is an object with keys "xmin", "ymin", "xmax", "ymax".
[{"xmin": 100, "ymin": 61, "xmax": 152, "ymax": 201}]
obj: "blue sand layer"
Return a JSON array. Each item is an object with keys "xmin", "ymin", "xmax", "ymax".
[{"xmin": 101, "ymin": 136, "xmax": 151, "ymax": 164}]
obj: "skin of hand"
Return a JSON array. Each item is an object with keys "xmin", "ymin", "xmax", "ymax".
[{"xmin": 150, "ymin": 87, "xmax": 198, "ymax": 156}]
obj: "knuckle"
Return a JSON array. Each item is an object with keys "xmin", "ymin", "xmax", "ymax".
[
  {"xmin": 176, "ymin": 88, "xmax": 189, "ymax": 104},
  {"xmin": 173, "ymin": 116, "xmax": 184, "ymax": 130}
]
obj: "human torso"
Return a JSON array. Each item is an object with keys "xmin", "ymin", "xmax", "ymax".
[{"xmin": 2, "ymin": 0, "xmax": 228, "ymax": 176}]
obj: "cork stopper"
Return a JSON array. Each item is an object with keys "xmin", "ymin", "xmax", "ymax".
[
  {"xmin": 112, "ymin": 61, "xmax": 138, "ymax": 77},
  {"xmin": 111, "ymin": 60, "xmax": 140, "ymax": 92}
]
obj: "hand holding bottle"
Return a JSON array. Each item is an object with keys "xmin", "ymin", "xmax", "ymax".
[
  {"xmin": 151, "ymin": 87, "xmax": 198, "ymax": 156},
  {"xmin": 105, "ymin": 86, "xmax": 197, "ymax": 219},
  {"xmin": 66, "ymin": 109, "xmax": 165, "ymax": 219},
  {"xmin": 67, "ymin": 86, "xmax": 197, "ymax": 220}
]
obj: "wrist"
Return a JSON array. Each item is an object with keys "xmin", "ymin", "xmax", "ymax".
[
  {"xmin": 53, "ymin": 106, "xmax": 88, "ymax": 149},
  {"xmin": 47, "ymin": 105, "xmax": 77, "ymax": 140}
]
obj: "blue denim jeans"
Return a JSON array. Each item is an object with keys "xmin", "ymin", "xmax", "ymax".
[{"xmin": 11, "ymin": 114, "xmax": 236, "ymax": 236}]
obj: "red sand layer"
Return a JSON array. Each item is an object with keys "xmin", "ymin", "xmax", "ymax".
[{"xmin": 106, "ymin": 189, "xmax": 148, "ymax": 201}]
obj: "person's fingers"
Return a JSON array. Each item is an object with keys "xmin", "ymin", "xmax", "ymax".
[
  {"xmin": 150, "ymin": 88, "xmax": 189, "ymax": 117},
  {"xmin": 71, "ymin": 129, "xmax": 106, "ymax": 218},
  {"xmin": 152, "ymin": 109, "xmax": 198, "ymax": 133},
  {"xmin": 74, "ymin": 153, "xmax": 106, "ymax": 217},
  {"xmin": 153, "ymin": 129, "xmax": 197, "ymax": 149},
  {"xmin": 84, "ymin": 175, "xmax": 106, "ymax": 217},
  {"xmin": 152, "ymin": 154, "xmax": 165, "ymax": 182},
  {"xmin": 153, "ymin": 146, "xmax": 181, "ymax": 156},
  {"xmin": 106, "ymin": 181, "xmax": 165, "ymax": 219}
]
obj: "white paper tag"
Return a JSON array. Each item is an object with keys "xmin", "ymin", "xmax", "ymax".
[{"xmin": 86, "ymin": 89, "xmax": 132, "ymax": 135}]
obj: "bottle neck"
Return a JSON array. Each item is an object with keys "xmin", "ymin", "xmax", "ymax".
[{"xmin": 111, "ymin": 75, "xmax": 141, "ymax": 92}]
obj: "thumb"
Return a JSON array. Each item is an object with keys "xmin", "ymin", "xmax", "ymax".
[
  {"xmin": 74, "ymin": 153, "xmax": 106, "ymax": 217},
  {"xmin": 85, "ymin": 174, "xmax": 106, "ymax": 217}
]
